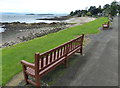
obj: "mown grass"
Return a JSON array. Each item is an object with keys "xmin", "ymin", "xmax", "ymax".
[{"xmin": 1, "ymin": 17, "xmax": 109, "ymax": 86}]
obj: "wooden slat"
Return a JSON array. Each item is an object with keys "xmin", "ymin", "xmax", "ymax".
[
  {"xmin": 70, "ymin": 42, "xmax": 72, "ymax": 51},
  {"xmin": 54, "ymin": 51, "xmax": 56, "ymax": 60},
  {"xmin": 67, "ymin": 43, "xmax": 70, "ymax": 53},
  {"xmin": 25, "ymin": 71, "xmax": 35, "ymax": 77},
  {"xmin": 60, "ymin": 47, "xmax": 63, "ymax": 57},
  {"xmin": 39, "ymin": 35, "xmax": 83, "ymax": 58},
  {"xmin": 68, "ymin": 43, "xmax": 70, "ymax": 51},
  {"xmin": 71, "ymin": 42, "xmax": 73, "ymax": 50},
  {"xmin": 39, "ymin": 57, "xmax": 66, "ymax": 77},
  {"xmin": 73, "ymin": 42, "xmax": 76, "ymax": 49},
  {"xmin": 72, "ymin": 42, "xmax": 74, "ymax": 49},
  {"xmin": 39, "ymin": 55, "xmax": 65, "ymax": 72},
  {"xmin": 46, "ymin": 55, "xmax": 49, "ymax": 65},
  {"xmin": 72, "ymin": 42, "xmax": 74, "ymax": 50},
  {"xmin": 74, "ymin": 40, "xmax": 77, "ymax": 48},
  {"xmin": 57, "ymin": 49, "xmax": 60, "ymax": 59},
  {"xmin": 41, "ymin": 57, "xmax": 44, "ymax": 68},
  {"xmin": 50, "ymin": 52, "xmax": 53, "ymax": 63},
  {"xmin": 27, "ymin": 79, "xmax": 37, "ymax": 86},
  {"xmin": 76, "ymin": 39, "xmax": 79, "ymax": 47},
  {"xmin": 63, "ymin": 46, "xmax": 65, "ymax": 55}
]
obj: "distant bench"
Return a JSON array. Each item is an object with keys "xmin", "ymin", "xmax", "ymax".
[
  {"xmin": 102, "ymin": 21, "xmax": 110, "ymax": 29},
  {"xmin": 21, "ymin": 34, "xmax": 84, "ymax": 87}
]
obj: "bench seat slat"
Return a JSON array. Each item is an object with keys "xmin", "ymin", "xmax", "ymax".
[{"xmin": 26, "ymin": 67, "xmax": 35, "ymax": 77}]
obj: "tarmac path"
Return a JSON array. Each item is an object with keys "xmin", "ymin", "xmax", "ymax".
[{"xmin": 54, "ymin": 17, "xmax": 119, "ymax": 86}]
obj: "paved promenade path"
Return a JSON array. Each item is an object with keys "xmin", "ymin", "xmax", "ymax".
[{"xmin": 54, "ymin": 17, "xmax": 119, "ymax": 86}]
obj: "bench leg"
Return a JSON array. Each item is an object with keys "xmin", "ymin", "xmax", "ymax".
[
  {"xmin": 103, "ymin": 27, "xmax": 104, "ymax": 30},
  {"xmin": 64, "ymin": 58, "xmax": 68, "ymax": 68},
  {"xmin": 22, "ymin": 65, "xmax": 29, "ymax": 84},
  {"xmin": 35, "ymin": 76, "xmax": 40, "ymax": 87},
  {"xmin": 76, "ymin": 47, "xmax": 84, "ymax": 56},
  {"xmin": 80, "ymin": 47, "xmax": 83, "ymax": 55}
]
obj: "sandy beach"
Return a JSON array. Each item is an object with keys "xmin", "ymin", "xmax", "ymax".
[
  {"xmin": 0, "ymin": 17, "xmax": 96, "ymax": 48},
  {"xmin": 65, "ymin": 17, "xmax": 96, "ymax": 25}
]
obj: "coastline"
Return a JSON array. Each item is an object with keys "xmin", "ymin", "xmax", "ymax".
[{"xmin": 0, "ymin": 17, "xmax": 96, "ymax": 48}]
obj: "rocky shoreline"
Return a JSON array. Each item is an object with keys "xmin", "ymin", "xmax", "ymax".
[
  {"xmin": 1, "ymin": 22, "xmax": 69, "ymax": 30},
  {"xmin": 0, "ymin": 17, "xmax": 96, "ymax": 48},
  {"xmin": 0, "ymin": 22, "xmax": 73, "ymax": 48},
  {"xmin": 36, "ymin": 16, "xmax": 71, "ymax": 21}
]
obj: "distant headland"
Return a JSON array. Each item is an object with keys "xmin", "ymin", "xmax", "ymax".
[{"xmin": 26, "ymin": 13, "xmax": 54, "ymax": 15}]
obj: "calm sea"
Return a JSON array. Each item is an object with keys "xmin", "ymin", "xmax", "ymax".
[{"xmin": 0, "ymin": 13, "xmax": 68, "ymax": 32}]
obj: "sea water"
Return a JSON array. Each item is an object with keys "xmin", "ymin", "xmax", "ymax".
[
  {"xmin": 0, "ymin": 27, "xmax": 4, "ymax": 33},
  {"xmin": 0, "ymin": 13, "xmax": 68, "ymax": 32}
]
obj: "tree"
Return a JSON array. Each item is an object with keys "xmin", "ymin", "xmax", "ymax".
[
  {"xmin": 88, "ymin": 6, "xmax": 101, "ymax": 15},
  {"xmin": 103, "ymin": 1, "xmax": 119, "ymax": 16},
  {"xmin": 69, "ymin": 1, "xmax": 120, "ymax": 17},
  {"xmin": 87, "ymin": 12, "xmax": 92, "ymax": 16},
  {"xmin": 103, "ymin": 4, "xmax": 110, "ymax": 10},
  {"xmin": 70, "ymin": 11, "xmax": 74, "ymax": 16},
  {"xmin": 98, "ymin": 5, "xmax": 102, "ymax": 13},
  {"xmin": 117, "ymin": 4, "xmax": 120, "ymax": 14},
  {"xmin": 80, "ymin": 10, "xmax": 87, "ymax": 16},
  {"xmin": 110, "ymin": 1, "xmax": 119, "ymax": 16}
]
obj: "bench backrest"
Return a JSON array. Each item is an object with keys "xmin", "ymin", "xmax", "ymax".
[
  {"xmin": 34, "ymin": 34, "xmax": 84, "ymax": 74},
  {"xmin": 104, "ymin": 21, "xmax": 110, "ymax": 25}
]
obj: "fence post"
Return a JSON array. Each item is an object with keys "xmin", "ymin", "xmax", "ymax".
[{"xmin": 35, "ymin": 53, "xmax": 40, "ymax": 87}]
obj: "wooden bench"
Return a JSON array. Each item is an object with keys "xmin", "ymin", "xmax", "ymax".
[
  {"xmin": 102, "ymin": 21, "xmax": 110, "ymax": 30},
  {"xmin": 21, "ymin": 34, "xmax": 84, "ymax": 87}
]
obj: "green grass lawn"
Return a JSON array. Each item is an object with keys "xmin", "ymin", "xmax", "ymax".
[{"xmin": 1, "ymin": 17, "xmax": 109, "ymax": 86}]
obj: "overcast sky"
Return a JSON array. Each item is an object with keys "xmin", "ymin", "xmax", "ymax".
[{"xmin": 0, "ymin": 0, "xmax": 119, "ymax": 14}]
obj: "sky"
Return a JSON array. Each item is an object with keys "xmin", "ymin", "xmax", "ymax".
[{"xmin": 0, "ymin": 0, "xmax": 120, "ymax": 14}]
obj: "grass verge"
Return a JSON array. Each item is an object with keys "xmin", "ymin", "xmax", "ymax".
[{"xmin": 1, "ymin": 17, "xmax": 109, "ymax": 86}]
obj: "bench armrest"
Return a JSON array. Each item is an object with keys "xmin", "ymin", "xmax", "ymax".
[
  {"xmin": 21, "ymin": 60, "xmax": 35, "ymax": 69},
  {"xmin": 102, "ymin": 24, "xmax": 108, "ymax": 25}
]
